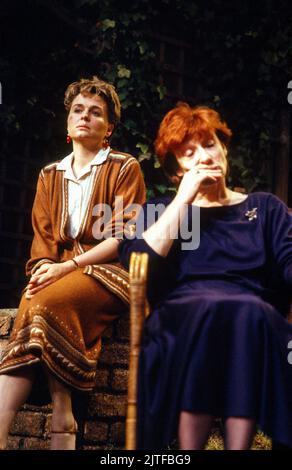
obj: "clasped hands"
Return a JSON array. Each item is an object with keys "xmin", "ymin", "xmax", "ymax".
[{"xmin": 25, "ymin": 261, "xmax": 75, "ymax": 299}]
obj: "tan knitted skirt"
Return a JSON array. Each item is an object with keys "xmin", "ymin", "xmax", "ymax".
[{"xmin": 0, "ymin": 269, "xmax": 126, "ymax": 391}]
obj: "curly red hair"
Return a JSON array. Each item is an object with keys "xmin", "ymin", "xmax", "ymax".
[{"xmin": 155, "ymin": 103, "xmax": 232, "ymax": 184}]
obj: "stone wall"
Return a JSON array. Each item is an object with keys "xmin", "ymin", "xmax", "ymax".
[{"xmin": 0, "ymin": 308, "xmax": 129, "ymax": 450}]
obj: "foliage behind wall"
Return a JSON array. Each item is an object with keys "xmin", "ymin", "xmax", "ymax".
[
  {"xmin": 1, "ymin": 0, "xmax": 292, "ymax": 195},
  {"xmin": 0, "ymin": 0, "xmax": 291, "ymax": 306}
]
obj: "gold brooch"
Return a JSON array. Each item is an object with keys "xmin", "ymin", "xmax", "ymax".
[{"xmin": 245, "ymin": 207, "xmax": 258, "ymax": 221}]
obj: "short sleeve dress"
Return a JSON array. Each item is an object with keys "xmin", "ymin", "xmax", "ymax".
[{"xmin": 119, "ymin": 192, "xmax": 292, "ymax": 449}]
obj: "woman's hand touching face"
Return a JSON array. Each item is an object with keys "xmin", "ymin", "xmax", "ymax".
[
  {"xmin": 174, "ymin": 135, "xmax": 227, "ymax": 204},
  {"xmin": 175, "ymin": 164, "xmax": 223, "ymax": 204}
]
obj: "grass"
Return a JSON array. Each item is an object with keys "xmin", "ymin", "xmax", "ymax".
[{"xmin": 205, "ymin": 429, "xmax": 272, "ymax": 450}]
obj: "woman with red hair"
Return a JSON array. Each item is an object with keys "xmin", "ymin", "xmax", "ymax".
[{"xmin": 119, "ymin": 102, "xmax": 292, "ymax": 450}]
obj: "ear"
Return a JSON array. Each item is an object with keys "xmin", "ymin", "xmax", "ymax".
[
  {"xmin": 222, "ymin": 143, "xmax": 228, "ymax": 156},
  {"xmin": 106, "ymin": 123, "xmax": 114, "ymax": 137}
]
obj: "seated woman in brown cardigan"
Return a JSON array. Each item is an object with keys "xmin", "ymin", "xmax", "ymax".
[{"xmin": 0, "ymin": 76, "xmax": 146, "ymax": 450}]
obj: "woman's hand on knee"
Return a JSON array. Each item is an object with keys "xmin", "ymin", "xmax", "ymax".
[
  {"xmin": 32, "ymin": 263, "xmax": 52, "ymax": 277},
  {"xmin": 25, "ymin": 261, "xmax": 76, "ymax": 298}
]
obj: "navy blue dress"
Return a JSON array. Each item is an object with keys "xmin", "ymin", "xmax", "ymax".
[{"xmin": 119, "ymin": 192, "xmax": 292, "ymax": 449}]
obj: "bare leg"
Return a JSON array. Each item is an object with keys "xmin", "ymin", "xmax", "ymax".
[
  {"xmin": 0, "ymin": 368, "xmax": 35, "ymax": 449},
  {"xmin": 45, "ymin": 368, "xmax": 76, "ymax": 450},
  {"xmin": 178, "ymin": 411, "xmax": 214, "ymax": 450},
  {"xmin": 224, "ymin": 417, "xmax": 256, "ymax": 450}
]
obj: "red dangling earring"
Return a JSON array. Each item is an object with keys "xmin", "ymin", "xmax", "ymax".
[
  {"xmin": 66, "ymin": 134, "xmax": 71, "ymax": 144},
  {"xmin": 102, "ymin": 137, "xmax": 109, "ymax": 149}
]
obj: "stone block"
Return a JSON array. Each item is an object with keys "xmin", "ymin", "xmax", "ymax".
[
  {"xmin": 82, "ymin": 445, "xmax": 98, "ymax": 451},
  {"xmin": 11, "ymin": 411, "xmax": 46, "ymax": 437},
  {"xmin": 22, "ymin": 403, "xmax": 52, "ymax": 412},
  {"xmin": 44, "ymin": 414, "xmax": 52, "ymax": 435},
  {"xmin": 6, "ymin": 436, "xmax": 22, "ymax": 450},
  {"xmin": 84, "ymin": 420, "xmax": 109, "ymax": 442},
  {"xmin": 111, "ymin": 368, "xmax": 128, "ymax": 392},
  {"xmin": 109, "ymin": 421, "xmax": 125, "ymax": 446},
  {"xmin": 0, "ymin": 339, "xmax": 9, "ymax": 354},
  {"xmin": 94, "ymin": 368, "xmax": 109, "ymax": 389},
  {"xmin": 88, "ymin": 393, "xmax": 127, "ymax": 418},
  {"xmin": 0, "ymin": 308, "xmax": 17, "ymax": 319},
  {"xmin": 99, "ymin": 343, "xmax": 129, "ymax": 366},
  {"xmin": 0, "ymin": 314, "xmax": 12, "ymax": 336},
  {"xmin": 22, "ymin": 437, "xmax": 50, "ymax": 450}
]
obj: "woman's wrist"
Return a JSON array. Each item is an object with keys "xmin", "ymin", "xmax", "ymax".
[
  {"xmin": 63, "ymin": 259, "xmax": 79, "ymax": 272},
  {"xmin": 71, "ymin": 257, "xmax": 79, "ymax": 269},
  {"xmin": 172, "ymin": 194, "xmax": 190, "ymax": 209}
]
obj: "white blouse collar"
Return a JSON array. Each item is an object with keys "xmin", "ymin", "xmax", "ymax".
[{"xmin": 56, "ymin": 147, "xmax": 111, "ymax": 180}]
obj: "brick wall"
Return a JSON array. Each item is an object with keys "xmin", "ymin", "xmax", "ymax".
[
  {"xmin": 1, "ymin": 301, "xmax": 292, "ymax": 450},
  {"xmin": 0, "ymin": 309, "xmax": 129, "ymax": 450}
]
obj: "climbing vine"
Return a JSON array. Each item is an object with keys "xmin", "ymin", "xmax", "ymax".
[{"xmin": 1, "ymin": 0, "xmax": 292, "ymax": 195}]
